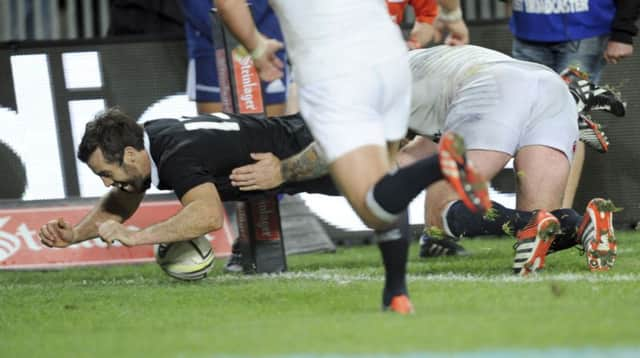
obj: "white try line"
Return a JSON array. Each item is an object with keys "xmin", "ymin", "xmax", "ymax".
[
  {"xmin": 11, "ymin": 270, "xmax": 635, "ymax": 291},
  {"xmin": 209, "ymin": 270, "xmax": 640, "ymax": 284},
  {"xmin": 228, "ymin": 347, "xmax": 640, "ymax": 358}
]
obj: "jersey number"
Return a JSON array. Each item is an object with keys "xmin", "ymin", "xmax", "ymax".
[{"xmin": 181, "ymin": 113, "xmax": 240, "ymax": 132}]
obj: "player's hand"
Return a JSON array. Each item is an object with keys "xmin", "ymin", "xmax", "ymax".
[
  {"xmin": 604, "ymin": 41, "xmax": 633, "ymax": 64},
  {"xmin": 39, "ymin": 218, "xmax": 74, "ymax": 248},
  {"xmin": 229, "ymin": 152, "xmax": 283, "ymax": 191},
  {"xmin": 407, "ymin": 22, "xmax": 435, "ymax": 49},
  {"xmin": 252, "ymin": 34, "xmax": 285, "ymax": 82},
  {"xmin": 97, "ymin": 220, "xmax": 136, "ymax": 247},
  {"xmin": 434, "ymin": 19, "xmax": 469, "ymax": 46}
]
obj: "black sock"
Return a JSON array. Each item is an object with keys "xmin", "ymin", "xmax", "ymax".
[
  {"xmin": 377, "ymin": 211, "xmax": 410, "ymax": 306},
  {"xmin": 445, "ymin": 200, "xmax": 533, "ymax": 237},
  {"xmin": 548, "ymin": 208, "xmax": 582, "ymax": 254},
  {"xmin": 445, "ymin": 200, "xmax": 584, "ymax": 252},
  {"xmin": 369, "ymin": 155, "xmax": 442, "ymax": 217}
]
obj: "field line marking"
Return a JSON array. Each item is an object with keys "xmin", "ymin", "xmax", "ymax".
[{"xmin": 209, "ymin": 270, "xmax": 640, "ymax": 284}]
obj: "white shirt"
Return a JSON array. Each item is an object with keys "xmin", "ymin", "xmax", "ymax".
[{"xmin": 269, "ymin": 0, "xmax": 407, "ymax": 86}]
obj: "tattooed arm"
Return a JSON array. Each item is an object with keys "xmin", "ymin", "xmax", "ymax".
[
  {"xmin": 229, "ymin": 142, "xmax": 329, "ymax": 191},
  {"xmin": 281, "ymin": 142, "xmax": 329, "ymax": 182}
]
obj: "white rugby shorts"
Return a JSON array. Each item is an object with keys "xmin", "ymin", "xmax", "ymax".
[
  {"xmin": 297, "ymin": 53, "xmax": 411, "ymax": 162},
  {"xmin": 444, "ymin": 62, "xmax": 578, "ymax": 161}
]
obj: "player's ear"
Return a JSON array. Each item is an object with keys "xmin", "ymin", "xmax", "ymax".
[{"xmin": 123, "ymin": 146, "xmax": 137, "ymax": 163}]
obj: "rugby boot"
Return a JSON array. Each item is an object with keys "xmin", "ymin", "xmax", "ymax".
[
  {"xmin": 438, "ymin": 132, "xmax": 491, "ymax": 214},
  {"xmin": 383, "ymin": 294, "xmax": 415, "ymax": 315},
  {"xmin": 561, "ymin": 67, "xmax": 626, "ymax": 117},
  {"xmin": 579, "ymin": 113, "xmax": 609, "ymax": 153},
  {"xmin": 577, "ymin": 198, "xmax": 618, "ymax": 271},
  {"xmin": 512, "ymin": 210, "xmax": 561, "ymax": 276},
  {"xmin": 418, "ymin": 233, "xmax": 469, "ymax": 258}
]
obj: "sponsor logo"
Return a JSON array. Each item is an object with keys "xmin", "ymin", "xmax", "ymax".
[
  {"xmin": 0, "ymin": 217, "xmax": 22, "ymax": 261},
  {"xmin": 0, "ymin": 215, "xmax": 115, "ymax": 262},
  {"xmin": 251, "ymin": 198, "xmax": 281, "ymax": 241},
  {"xmin": 0, "ymin": 202, "xmax": 233, "ymax": 269},
  {"xmin": 236, "ymin": 201, "xmax": 251, "ymax": 242},
  {"xmin": 512, "ymin": 0, "xmax": 589, "ymax": 14},
  {"xmin": 232, "ymin": 48, "xmax": 264, "ymax": 114},
  {"xmin": 237, "ymin": 56, "xmax": 259, "ymax": 111}
]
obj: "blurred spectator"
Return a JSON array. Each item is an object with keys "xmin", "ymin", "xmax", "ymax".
[
  {"xmin": 180, "ymin": 0, "xmax": 289, "ymax": 116},
  {"xmin": 387, "ymin": 0, "xmax": 438, "ymax": 49},
  {"xmin": 387, "ymin": 0, "xmax": 470, "ymax": 48},
  {"xmin": 505, "ymin": 0, "xmax": 640, "ymax": 83},
  {"xmin": 503, "ymin": 0, "xmax": 640, "ymax": 208}
]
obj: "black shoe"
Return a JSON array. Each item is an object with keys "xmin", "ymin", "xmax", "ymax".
[
  {"xmin": 418, "ymin": 234, "xmax": 469, "ymax": 258},
  {"xmin": 224, "ymin": 240, "xmax": 243, "ymax": 273},
  {"xmin": 561, "ymin": 67, "xmax": 626, "ymax": 117}
]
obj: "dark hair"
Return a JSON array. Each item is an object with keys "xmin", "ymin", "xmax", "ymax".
[{"xmin": 77, "ymin": 107, "xmax": 144, "ymax": 164}]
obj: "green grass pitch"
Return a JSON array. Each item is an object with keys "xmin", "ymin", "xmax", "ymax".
[{"xmin": 2, "ymin": 232, "xmax": 640, "ymax": 357}]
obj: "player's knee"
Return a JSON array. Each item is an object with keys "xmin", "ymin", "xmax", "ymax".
[
  {"xmin": 362, "ymin": 211, "xmax": 398, "ymax": 231},
  {"xmin": 364, "ymin": 188, "xmax": 400, "ymax": 229}
]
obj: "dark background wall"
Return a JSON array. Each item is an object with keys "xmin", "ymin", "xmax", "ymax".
[{"xmin": 0, "ymin": 37, "xmax": 188, "ymax": 199}]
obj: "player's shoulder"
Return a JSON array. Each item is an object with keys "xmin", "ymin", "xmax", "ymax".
[
  {"xmin": 145, "ymin": 113, "xmax": 242, "ymax": 130},
  {"xmin": 145, "ymin": 113, "xmax": 271, "ymax": 138},
  {"xmin": 143, "ymin": 117, "xmax": 181, "ymax": 134},
  {"xmin": 185, "ymin": 112, "xmax": 253, "ymax": 123},
  {"xmin": 409, "ymin": 45, "xmax": 509, "ymax": 64}
]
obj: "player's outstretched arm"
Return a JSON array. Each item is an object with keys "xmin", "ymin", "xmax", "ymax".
[
  {"xmin": 99, "ymin": 182, "xmax": 225, "ymax": 247},
  {"xmin": 38, "ymin": 188, "xmax": 144, "ymax": 248},
  {"xmin": 39, "ymin": 217, "xmax": 74, "ymax": 248},
  {"xmin": 230, "ymin": 142, "xmax": 329, "ymax": 191}
]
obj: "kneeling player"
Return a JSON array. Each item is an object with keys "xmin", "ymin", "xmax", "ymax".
[
  {"xmin": 400, "ymin": 45, "xmax": 619, "ymax": 274},
  {"xmin": 233, "ymin": 45, "xmax": 622, "ymax": 274}
]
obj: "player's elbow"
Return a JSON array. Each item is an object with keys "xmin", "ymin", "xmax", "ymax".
[
  {"xmin": 206, "ymin": 216, "xmax": 224, "ymax": 232},
  {"xmin": 186, "ymin": 197, "xmax": 225, "ymax": 233},
  {"xmin": 200, "ymin": 208, "xmax": 224, "ymax": 233}
]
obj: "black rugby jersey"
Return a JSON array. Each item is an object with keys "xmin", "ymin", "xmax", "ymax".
[{"xmin": 143, "ymin": 112, "xmax": 336, "ymax": 201}]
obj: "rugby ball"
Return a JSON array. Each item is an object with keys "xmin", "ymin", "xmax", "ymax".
[{"xmin": 155, "ymin": 236, "xmax": 214, "ymax": 281}]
